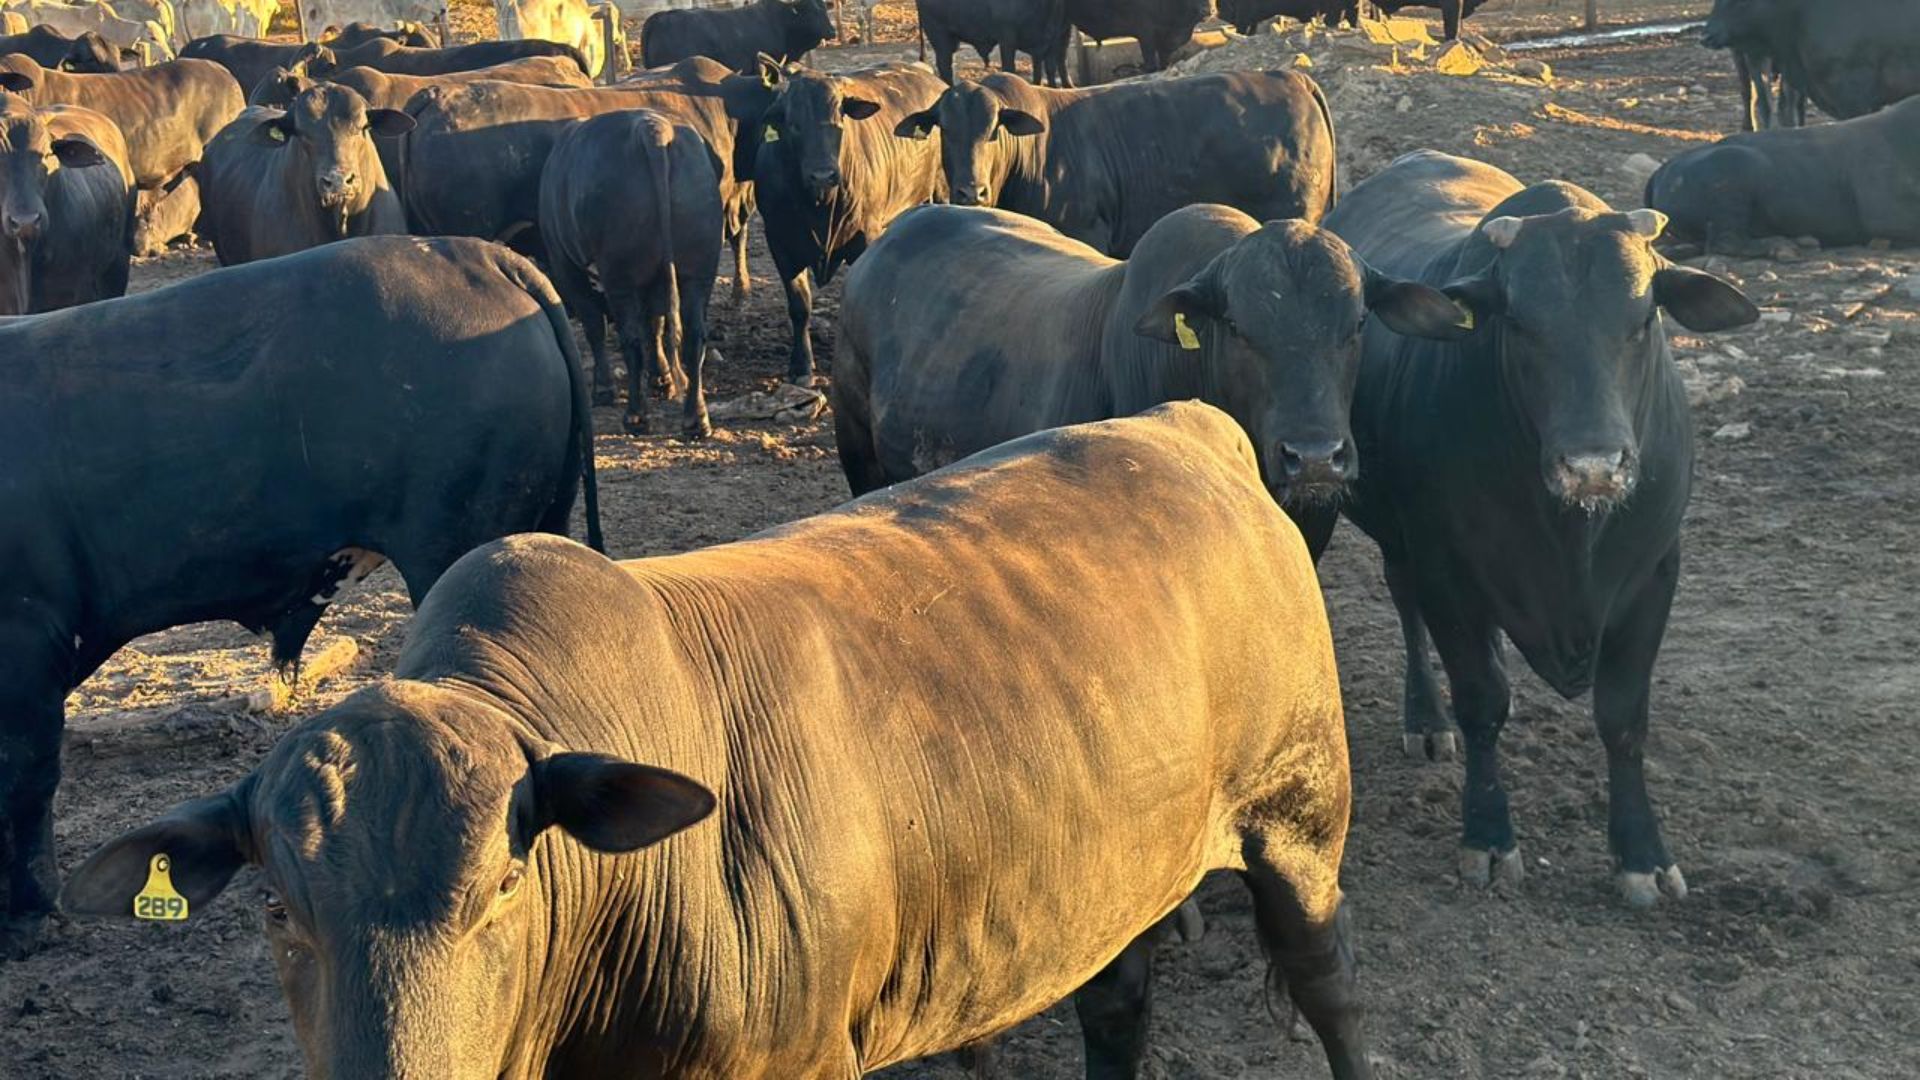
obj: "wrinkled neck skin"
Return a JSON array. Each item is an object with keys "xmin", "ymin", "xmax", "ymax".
[{"xmin": 0, "ymin": 240, "xmax": 31, "ymax": 315}]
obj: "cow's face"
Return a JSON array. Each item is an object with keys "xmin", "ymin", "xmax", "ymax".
[
  {"xmin": 254, "ymin": 84, "xmax": 412, "ymax": 233},
  {"xmin": 60, "ymin": 32, "xmax": 118, "ymax": 73},
  {"xmin": 62, "ymin": 684, "xmax": 716, "ymax": 1080},
  {"xmin": 1702, "ymin": 0, "xmax": 1782, "ymax": 49},
  {"xmin": 772, "ymin": 0, "xmax": 836, "ymax": 46},
  {"xmin": 0, "ymin": 99, "xmax": 109, "ymax": 313},
  {"xmin": 896, "ymin": 82, "xmax": 1041, "ymax": 207},
  {"xmin": 1442, "ymin": 207, "xmax": 1757, "ymax": 510},
  {"xmin": 764, "ymin": 71, "xmax": 882, "ymax": 204},
  {"xmin": 1137, "ymin": 220, "xmax": 1475, "ymax": 506}
]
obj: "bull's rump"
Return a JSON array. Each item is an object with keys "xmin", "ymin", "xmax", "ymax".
[{"xmin": 414, "ymin": 402, "xmax": 1346, "ymax": 1068}]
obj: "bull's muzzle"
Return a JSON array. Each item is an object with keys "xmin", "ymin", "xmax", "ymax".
[{"xmin": 1549, "ymin": 449, "xmax": 1636, "ymax": 510}]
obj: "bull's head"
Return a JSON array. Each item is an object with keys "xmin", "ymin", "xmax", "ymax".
[
  {"xmin": 895, "ymin": 80, "xmax": 1042, "ymax": 208},
  {"xmin": 62, "ymin": 682, "xmax": 716, "ymax": 1079},
  {"xmin": 252, "ymin": 83, "xmax": 411, "ymax": 236},
  {"xmin": 0, "ymin": 95, "xmax": 111, "ymax": 314}
]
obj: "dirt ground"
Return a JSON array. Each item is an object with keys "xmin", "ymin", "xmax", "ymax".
[{"xmin": 6, "ymin": 3, "xmax": 1920, "ymax": 1077}]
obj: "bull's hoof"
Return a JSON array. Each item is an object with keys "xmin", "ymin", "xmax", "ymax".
[
  {"xmin": 0, "ymin": 912, "xmax": 49, "ymax": 961},
  {"xmin": 682, "ymin": 413, "xmax": 713, "ymax": 441},
  {"xmin": 1618, "ymin": 864, "xmax": 1688, "ymax": 909},
  {"xmin": 622, "ymin": 409, "xmax": 651, "ymax": 436},
  {"xmin": 1459, "ymin": 845, "xmax": 1524, "ymax": 891},
  {"xmin": 1403, "ymin": 730, "xmax": 1458, "ymax": 762}
]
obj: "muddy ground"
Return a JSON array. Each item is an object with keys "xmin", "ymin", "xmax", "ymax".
[{"xmin": 5, "ymin": 3, "xmax": 1920, "ymax": 1077}]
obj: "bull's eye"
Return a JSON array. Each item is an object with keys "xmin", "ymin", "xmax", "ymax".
[
  {"xmin": 498, "ymin": 865, "xmax": 525, "ymax": 900},
  {"xmin": 262, "ymin": 890, "xmax": 288, "ymax": 925}
]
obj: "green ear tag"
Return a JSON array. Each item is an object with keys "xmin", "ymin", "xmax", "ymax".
[
  {"xmin": 1173, "ymin": 312, "xmax": 1201, "ymax": 351},
  {"xmin": 1455, "ymin": 306, "xmax": 1475, "ymax": 331},
  {"xmin": 134, "ymin": 854, "xmax": 189, "ymax": 921},
  {"xmin": 763, "ymin": 125, "xmax": 780, "ymax": 142}
]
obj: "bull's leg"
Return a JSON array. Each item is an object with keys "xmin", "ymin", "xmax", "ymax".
[
  {"xmin": 548, "ymin": 258, "xmax": 617, "ymax": 405},
  {"xmin": 1440, "ymin": 0, "xmax": 1461, "ymax": 39},
  {"xmin": 729, "ymin": 210, "xmax": 752, "ymax": 301},
  {"xmin": 782, "ymin": 268, "xmax": 817, "ymax": 385},
  {"xmin": 0, "ymin": 617, "xmax": 71, "ymax": 957},
  {"xmin": 1597, "ymin": 545, "xmax": 1686, "ymax": 909},
  {"xmin": 1734, "ymin": 52, "xmax": 1765, "ymax": 132},
  {"xmin": 926, "ymin": 28, "xmax": 958, "ymax": 83},
  {"xmin": 1384, "ymin": 556, "xmax": 1457, "ymax": 760},
  {"xmin": 610, "ymin": 289, "xmax": 666, "ymax": 435},
  {"xmin": 677, "ymin": 280, "xmax": 712, "ymax": 439},
  {"xmin": 1074, "ymin": 930, "xmax": 1157, "ymax": 1079},
  {"xmin": 1241, "ymin": 831, "xmax": 1371, "ymax": 1080},
  {"xmin": 1423, "ymin": 593, "xmax": 1519, "ymax": 889},
  {"xmin": 999, "ymin": 41, "xmax": 1019, "ymax": 74}
]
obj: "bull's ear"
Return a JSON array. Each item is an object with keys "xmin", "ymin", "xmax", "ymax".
[
  {"xmin": 1134, "ymin": 282, "xmax": 1216, "ymax": 349},
  {"xmin": 61, "ymin": 790, "xmax": 251, "ymax": 919},
  {"xmin": 996, "ymin": 108, "xmax": 1045, "ymax": 137},
  {"xmin": 894, "ymin": 108, "xmax": 936, "ymax": 139},
  {"xmin": 841, "ymin": 96, "xmax": 881, "ymax": 120},
  {"xmin": 250, "ymin": 113, "xmax": 295, "ymax": 146},
  {"xmin": 523, "ymin": 752, "xmax": 716, "ymax": 855},
  {"xmin": 0, "ymin": 70, "xmax": 37, "ymax": 94},
  {"xmin": 1362, "ymin": 262, "xmax": 1476, "ymax": 340},
  {"xmin": 367, "ymin": 108, "xmax": 415, "ymax": 137},
  {"xmin": 754, "ymin": 51, "xmax": 784, "ymax": 89},
  {"xmin": 1437, "ymin": 271, "xmax": 1501, "ymax": 334},
  {"xmin": 50, "ymin": 136, "xmax": 108, "ymax": 169},
  {"xmin": 1653, "ymin": 264, "xmax": 1759, "ymax": 332}
]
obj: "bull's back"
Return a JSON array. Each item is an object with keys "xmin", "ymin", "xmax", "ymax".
[{"xmin": 1324, "ymin": 149, "xmax": 1522, "ymax": 281}]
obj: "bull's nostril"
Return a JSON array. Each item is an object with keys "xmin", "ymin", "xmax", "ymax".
[{"xmin": 975, "ymin": 185, "xmax": 989, "ymax": 202}]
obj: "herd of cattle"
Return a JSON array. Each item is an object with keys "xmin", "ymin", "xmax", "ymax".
[{"xmin": 0, "ymin": 0, "xmax": 1914, "ymax": 1075}]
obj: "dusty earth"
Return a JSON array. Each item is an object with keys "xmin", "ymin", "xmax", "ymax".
[{"xmin": 6, "ymin": 2, "xmax": 1920, "ymax": 1077}]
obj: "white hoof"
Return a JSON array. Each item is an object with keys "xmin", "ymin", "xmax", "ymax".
[
  {"xmin": 1403, "ymin": 730, "xmax": 1459, "ymax": 761},
  {"xmin": 1619, "ymin": 865, "xmax": 1688, "ymax": 909},
  {"xmin": 1460, "ymin": 846, "xmax": 1525, "ymax": 890}
]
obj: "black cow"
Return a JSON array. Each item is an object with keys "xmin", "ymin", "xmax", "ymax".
[
  {"xmin": 402, "ymin": 58, "xmax": 765, "ymax": 296},
  {"xmin": 897, "ymin": 69, "xmax": 1337, "ymax": 257},
  {"xmin": 540, "ymin": 109, "xmax": 723, "ymax": 436},
  {"xmin": 753, "ymin": 62, "xmax": 946, "ymax": 383},
  {"xmin": 66, "ymin": 403, "xmax": 1371, "ymax": 1080},
  {"xmin": 197, "ymin": 83, "xmax": 412, "ymax": 265},
  {"xmin": 0, "ymin": 97, "xmax": 132, "ymax": 314},
  {"xmin": 0, "ymin": 235, "xmax": 602, "ymax": 953},
  {"xmin": 1646, "ymin": 95, "xmax": 1920, "ymax": 254},
  {"xmin": 640, "ymin": 0, "xmax": 835, "ymax": 71},
  {"xmin": 1219, "ymin": 0, "xmax": 1359, "ymax": 33},
  {"xmin": 835, "ymin": 203, "xmax": 1470, "ymax": 549},
  {"xmin": 180, "ymin": 35, "xmax": 333, "ymax": 98},
  {"xmin": 0, "ymin": 55, "xmax": 243, "ymax": 191},
  {"xmin": 321, "ymin": 19, "xmax": 434, "ymax": 49},
  {"xmin": 915, "ymin": 0, "xmax": 1072, "ymax": 87},
  {"xmin": 1321, "ymin": 151, "xmax": 1756, "ymax": 907},
  {"xmin": 1066, "ymin": 0, "xmax": 1208, "ymax": 73},
  {"xmin": 0, "ymin": 25, "xmax": 117, "ymax": 73},
  {"xmin": 1702, "ymin": 0, "xmax": 1920, "ymax": 119},
  {"xmin": 1371, "ymin": 0, "xmax": 1488, "ymax": 41},
  {"xmin": 326, "ymin": 36, "xmax": 591, "ymax": 77}
]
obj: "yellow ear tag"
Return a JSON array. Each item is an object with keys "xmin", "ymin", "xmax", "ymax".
[
  {"xmin": 1454, "ymin": 306, "xmax": 1475, "ymax": 331},
  {"xmin": 134, "ymin": 854, "xmax": 189, "ymax": 921},
  {"xmin": 1173, "ymin": 312, "xmax": 1201, "ymax": 351},
  {"xmin": 763, "ymin": 125, "xmax": 779, "ymax": 142}
]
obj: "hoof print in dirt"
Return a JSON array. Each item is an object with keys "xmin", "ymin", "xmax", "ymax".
[{"xmin": 1619, "ymin": 865, "xmax": 1689, "ymax": 909}]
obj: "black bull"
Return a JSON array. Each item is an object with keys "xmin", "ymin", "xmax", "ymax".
[
  {"xmin": 1321, "ymin": 150, "xmax": 1758, "ymax": 907},
  {"xmin": 0, "ymin": 236, "xmax": 602, "ymax": 953},
  {"xmin": 66, "ymin": 402, "xmax": 1372, "ymax": 1079}
]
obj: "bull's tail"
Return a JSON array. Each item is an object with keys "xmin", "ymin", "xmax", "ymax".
[
  {"xmin": 642, "ymin": 116, "xmax": 686, "ymax": 395},
  {"xmin": 1305, "ymin": 73, "xmax": 1338, "ymax": 209},
  {"xmin": 508, "ymin": 251, "xmax": 605, "ymax": 553}
]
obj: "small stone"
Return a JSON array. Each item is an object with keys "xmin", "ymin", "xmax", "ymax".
[
  {"xmin": 1396, "ymin": 94, "xmax": 1413, "ymax": 112},
  {"xmin": 1689, "ymin": 84, "xmax": 1710, "ymax": 95},
  {"xmin": 1293, "ymin": 51, "xmax": 1314, "ymax": 68},
  {"xmin": 1868, "ymin": 237, "xmax": 1893, "ymax": 251},
  {"xmin": 1713, "ymin": 421, "xmax": 1752, "ymax": 442},
  {"xmin": 1512, "ymin": 57, "xmax": 1552, "ymax": 81},
  {"xmin": 1665, "ymin": 991, "xmax": 1698, "ymax": 1014},
  {"xmin": 1759, "ymin": 309, "xmax": 1792, "ymax": 324},
  {"xmin": 1720, "ymin": 343, "xmax": 1751, "ymax": 362},
  {"xmin": 1432, "ymin": 39, "xmax": 1484, "ymax": 76},
  {"xmin": 1794, "ymin": 235, "xmax": 1822, "ymax": 249},
  {"xmin": 1846, "ymin": 328, "xmax": 1893, "ymax": 349},
  {"xmin": 1771, "ymin": 242, "xmax": 1803, "ymax": 263},
  {"xmin": 1620, "ymin": 152, "xmax": 1661, "ymax": 184}
]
